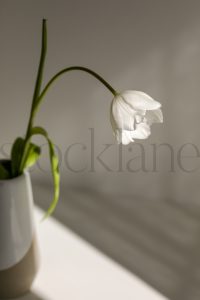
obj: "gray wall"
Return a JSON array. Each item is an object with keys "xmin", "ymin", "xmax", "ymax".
[{"xmin": 1, "ymin": 1, "xmax": 200, "ymax": 299}]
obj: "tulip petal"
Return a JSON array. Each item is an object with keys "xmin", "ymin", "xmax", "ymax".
[
  {"xmin": 115, "ymin": 129, "xmax": 134, "ymax": 145},
  {"xmin": 111, "ymin": 97, "xmax": 136, "ymax": 131},
  {"xmin": 131, "ymin": 122, "xmax": 151, "ymax": 139},
  {"xmin": 146, "ymin": 108, "xmax": 163, "ymax": 124},
  {"xmin": 110, "ymin": 102, "xmax": 117, "ymax": 133},
  {"xmin": 121, "ymin": 90, "xmax": 161, "ymax": 111}
]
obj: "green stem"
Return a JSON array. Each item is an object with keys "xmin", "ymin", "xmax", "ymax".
[
  {"xmin": 18, "ymin": 19, "xmax": 47, "ymax": 173},
  {"xmin": 34, "ymin": 66, "xmax": 117, "ymax": 115},
  {"xmin": 26, "ymin": 19, "xmax": 47, "ymax": 137}
]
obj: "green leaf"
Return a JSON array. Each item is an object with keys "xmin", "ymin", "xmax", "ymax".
[
  {"xmin": 30, "ymin": 126, "xmax": 60, "ymax": 220},
  {"xmin": 23, "ymin": 143, "xmax": 41, "ymax": 169},
  {"xmin": 11, "ymin": 137, "xmax": 25, "ymax": 177},
  {"xmin": 0, "ymin": 162, "xmax": 10, "ymax": 179}
]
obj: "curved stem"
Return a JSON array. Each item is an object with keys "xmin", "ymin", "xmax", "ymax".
[
  {"xmin": 19, "ymin": 66, "xmax": 117, "ymax": 173},
  {"xmin": 34, "ymin": 66, "xmax": 117, "ymax": 114}
]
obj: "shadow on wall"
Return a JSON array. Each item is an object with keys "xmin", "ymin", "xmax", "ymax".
[{"xmin": 33, "ymin": 179, "xmax": 200, "ymax": 300}]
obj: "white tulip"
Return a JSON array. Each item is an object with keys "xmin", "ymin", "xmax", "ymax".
[{"xmin": 110, "ymin": 90, "xmax": 163, "ymax": 145}]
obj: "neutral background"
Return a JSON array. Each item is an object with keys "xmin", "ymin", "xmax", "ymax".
[{"xmin": 1, "ymin": 1, "xmax": 200, "ymax": 299}]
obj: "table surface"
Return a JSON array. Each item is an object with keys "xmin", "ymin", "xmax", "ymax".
[{"xmin": 16, "ymin": 208, "xmax": 168, "ymax": 300}]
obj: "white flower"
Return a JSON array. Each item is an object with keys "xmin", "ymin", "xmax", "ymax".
[{"xmin": 110, "ymin": 90, "xmax": 163, "ymax": 145}]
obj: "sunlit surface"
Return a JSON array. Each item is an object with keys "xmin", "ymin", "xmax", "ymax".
[{"xmin": 17, "ymin": 208, "xmax": 168, "ymax": 300}]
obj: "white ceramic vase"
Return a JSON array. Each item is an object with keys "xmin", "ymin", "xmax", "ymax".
[{"xmin": 0, "ymin": 168, "xmax": 39, "ymax": 298}]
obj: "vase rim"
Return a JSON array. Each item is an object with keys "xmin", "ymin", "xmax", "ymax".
[{"xmin": 0, "ymin": 159, "xmax": 28, "ymax": 183}]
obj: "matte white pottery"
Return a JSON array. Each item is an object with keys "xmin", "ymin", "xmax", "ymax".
[{"xmin": 0, "ymin": 168, "xmax": 39, "ymax": 298}]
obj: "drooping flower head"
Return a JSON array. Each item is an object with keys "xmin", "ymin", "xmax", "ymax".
[{"xmin": 110, "ymin": 90, "xmax": 163, "ymax": 145}]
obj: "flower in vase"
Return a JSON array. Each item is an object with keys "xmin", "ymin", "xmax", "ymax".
[{"xmin": 110, "ymin": 90, "xmax": 163, "ymax": 145}]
